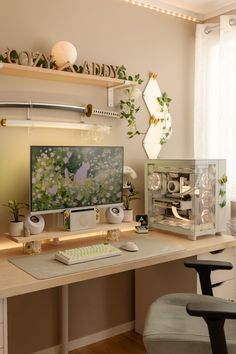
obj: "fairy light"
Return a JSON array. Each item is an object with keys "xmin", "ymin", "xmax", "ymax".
[{"xmin": 121, "ymin": 0, "xmax": 199, "ymax": 23}]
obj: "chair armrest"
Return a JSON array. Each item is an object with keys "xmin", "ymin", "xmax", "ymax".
[
  {"xmin": 184, "ymin": 260, "xmax": 233, "ymax": 296},
  {"xmin": 184, "ymin": 260, "xmax": 233, "ymax": 271},
  {"xmin": 187, "ymin": 301, "xmax": 236, "ymax": 354},
  {"xmin": 187, "ymin": 301, "xmax": 236, "ymax": 320}
]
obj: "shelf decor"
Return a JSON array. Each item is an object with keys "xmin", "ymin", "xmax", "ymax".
[
  {"xmin": 51, "ymin": 41, "xmax": 77, "ymax": 68},
  {"xmin": 0, "ymin": 47, "xmax": 122, "ymax": 80}
]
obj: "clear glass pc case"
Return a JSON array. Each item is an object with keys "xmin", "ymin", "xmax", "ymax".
[{"xmin": 145, "ymin": 159, "xmax": 226, "ymax": 240}]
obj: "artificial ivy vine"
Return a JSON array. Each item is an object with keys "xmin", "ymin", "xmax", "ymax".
[
  {"xmin": 157, "ymin": 92, "xmax": 172, "ymax": 145},
  {"xmin": 218, "ymin": 174, "xmax": 227, "ymax": 208},
  {"xmin": 118, "ymin": 65, "xmax": 143, "ymax": 138}
]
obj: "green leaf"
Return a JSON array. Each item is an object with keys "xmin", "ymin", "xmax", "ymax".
[
  {"xmin": 218, "ymin": 175, "xmax": 228, "ymax": 185},
  {"xmin": 219, "ymin": 189, "xmax": 226, "ymax": 197},
  {"xmin": 219, "ymin": 200, "xmax": 226, "ymax": 208}
]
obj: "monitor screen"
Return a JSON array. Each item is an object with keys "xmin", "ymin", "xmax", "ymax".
[{"xmin": 30, "ymin": 146, "xmax": 124, "ymax": 214}]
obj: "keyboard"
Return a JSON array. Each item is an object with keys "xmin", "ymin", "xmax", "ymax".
[{"xmin": 55, "ymin": 243, "xmax": 122, "ymax": 265}]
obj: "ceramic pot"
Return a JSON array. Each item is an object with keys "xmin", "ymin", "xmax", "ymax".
[
  {"xmin": 123, "ymin": 209, "xmax": 133, "ymax": 223},
  {"xmin": 9, "ymin": 221, "xmax": 24, "ymax": 237}
]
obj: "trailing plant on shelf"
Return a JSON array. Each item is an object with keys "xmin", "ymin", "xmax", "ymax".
[{"xmin": 118, "ymin": 65, "xmax": 143, "ymax": 138}]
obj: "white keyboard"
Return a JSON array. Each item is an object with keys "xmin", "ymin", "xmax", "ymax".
[{"xmin": 55, "ymin": 243, "xmax": 122, "ymax": 265}]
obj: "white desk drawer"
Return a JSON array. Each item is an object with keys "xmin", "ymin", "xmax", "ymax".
[
  {"xmin": 213, "ymin": 278, "xmax": 235, "ymax": 301},
  {"xmin": 197, "ymin": 247, "xmax": 235, "ymax": 284}
]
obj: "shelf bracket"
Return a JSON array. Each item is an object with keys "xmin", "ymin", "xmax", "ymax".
[{"xmin": 107, "ymin": 80, "xmax": 133, "ymax": 107}]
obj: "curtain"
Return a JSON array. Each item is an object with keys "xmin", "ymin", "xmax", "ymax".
[{"xmin": 194, "ymin": 15, "xmax": 236, "ymax": 202}]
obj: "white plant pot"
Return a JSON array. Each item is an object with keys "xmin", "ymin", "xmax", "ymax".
[
  {"xmin": 123, "ymin": 209, "xmax": 133, "ymax": 223},
  {"xmin": 9, "ymin": 221, "xmax": 24, "ymax": 237}
]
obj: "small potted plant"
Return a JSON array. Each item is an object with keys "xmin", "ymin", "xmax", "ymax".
[
  {"xmin": 3, "ymin": 199, "xmax": 29, "ymax": 236},
  {"xmin": 123, "ymin": 182, "xmax": 140, "ymax": 222}
]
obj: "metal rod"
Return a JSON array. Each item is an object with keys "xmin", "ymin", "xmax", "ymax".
[
  {"xmin": 204, "ymin": 24, "xmax": 219, "ymax": 34},
  {"xmin": 0, "ymin": 101, "xmax": 93, "ymax": 117},
  {"xmin": 0, "ymin": 118, "xmax": 111, "ymax": 133},
  {"xmin": 204, "ymin": 17, "xmax": 236, "ymax": 34},
  {"xmin": 229, "ymin": 18, "xmax": 236, "ymax": 26}
]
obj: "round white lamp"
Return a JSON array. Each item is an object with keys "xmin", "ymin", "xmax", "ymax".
[{"xmin": 51, "ymin": 41, "xmax": 77, "ymax": 67}]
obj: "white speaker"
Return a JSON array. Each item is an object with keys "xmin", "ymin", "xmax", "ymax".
[
  {"xmin": 64, "ymin": 208, "xmax": 96, "ymax": 231},
  {"xmin": 25, "ymin": 215, "xmax": 45, "ymax": 235},
  {"xmin": 106, "ymin": 206, "xmax": 124, "ymax": 224}
]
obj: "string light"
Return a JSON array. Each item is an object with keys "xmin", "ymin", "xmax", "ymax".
[{"xmin": 122, "ymin": 0, "xmax": 199, "ymax": 23}]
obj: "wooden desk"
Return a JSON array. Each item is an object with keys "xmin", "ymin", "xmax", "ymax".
[{"xmin": 0, "ymin": 230, "xmax": 236, "ymax": 354}]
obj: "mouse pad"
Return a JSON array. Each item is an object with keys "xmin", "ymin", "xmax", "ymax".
[{"xmin": 8, "ymin": 236, "xmax": 186, "ymax": 280}]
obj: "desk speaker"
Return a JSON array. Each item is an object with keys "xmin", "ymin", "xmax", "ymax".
[
  {"xmin": 106, "ymin": 206, "xmax": 124, "ymax": 224},
  {"xmin": 25, "ymin": 215, "xmax": 45, "ymax": 235}
]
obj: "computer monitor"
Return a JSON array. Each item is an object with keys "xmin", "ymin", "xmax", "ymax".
[{"xmin": 30, "ymin": 146, "xmax": 124, "ymax": 215}]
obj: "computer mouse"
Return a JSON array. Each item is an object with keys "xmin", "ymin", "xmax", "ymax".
[{"xmin": 120, "ymin": 241, "xmax": 139, "ymax": 252}]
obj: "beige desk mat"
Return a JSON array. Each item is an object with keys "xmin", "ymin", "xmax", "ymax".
[{"xmin": 8, "ymin": 236, "xmax": 186, "ymax": 280}]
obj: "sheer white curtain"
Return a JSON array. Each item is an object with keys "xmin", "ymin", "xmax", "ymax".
[{"xmin": 194, "ymin": 15, "xmax": 236, "ymax": 200}]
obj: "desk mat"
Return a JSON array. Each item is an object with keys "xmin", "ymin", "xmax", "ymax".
[{"xmin": 8, "ymin": 236, "xmax": 186, "ymax": 280}]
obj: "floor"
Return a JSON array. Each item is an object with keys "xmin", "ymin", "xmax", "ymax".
[{"xmin": 70, "ymin": 331, "xmax": 146, "ymax": 354}]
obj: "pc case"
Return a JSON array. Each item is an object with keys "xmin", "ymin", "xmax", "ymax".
[{"xmin": 145, "ymin": 159, "xmax": 226, "ymax": 240}]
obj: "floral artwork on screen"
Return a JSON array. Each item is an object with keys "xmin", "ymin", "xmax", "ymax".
[{"xmin": 31, "ymin": 146, "xmax": 124, "ymax": 213}]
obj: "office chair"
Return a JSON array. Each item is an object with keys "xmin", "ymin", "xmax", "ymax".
[{"xmin": 143, "ymin": 260, "xmax": 236, "ymax": 354}]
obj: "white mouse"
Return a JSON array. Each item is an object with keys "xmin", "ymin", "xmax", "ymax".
[{"xmin": 120, "ymin": 241, "xmax": 139, "ymax": 252}]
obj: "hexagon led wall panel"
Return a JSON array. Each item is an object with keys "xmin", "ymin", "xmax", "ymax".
[{"xmin": 143, "ymin": 73, "xmax": 172, "ymax": 158}]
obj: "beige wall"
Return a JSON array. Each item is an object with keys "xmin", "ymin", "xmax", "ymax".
[
  {"xmin": 0, "ymin": 0, "xmax": 195, "ymax": 233},
  {"xmin": 205, "ymin": 9, "xmax": 236, "ymax": 22},
  {"xmin": 0, "ymin": 0, "xmax": 196, "ymax": 352}
]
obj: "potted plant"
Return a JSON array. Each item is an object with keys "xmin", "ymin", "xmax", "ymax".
[
  {"xmin": 3, "ymin": 199, "xmax": 29, "ymax": 236},
  {"xmin": 123, "ymin": 182, "xmax": 140, "ymax": 222}
]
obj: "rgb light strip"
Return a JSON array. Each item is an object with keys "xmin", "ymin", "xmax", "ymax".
[{"xmin": 122, "ymin": 0, "xmax": 199, "ymax": 23}]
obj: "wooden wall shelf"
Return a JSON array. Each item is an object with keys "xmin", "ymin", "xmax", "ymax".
[
  {"xmin": 0, "ymin": 63, "xmax": 137, "ymax": 106},
  {"xmin": 0, "ymin": 62, "xmax": 134, "ymax": 88}
]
